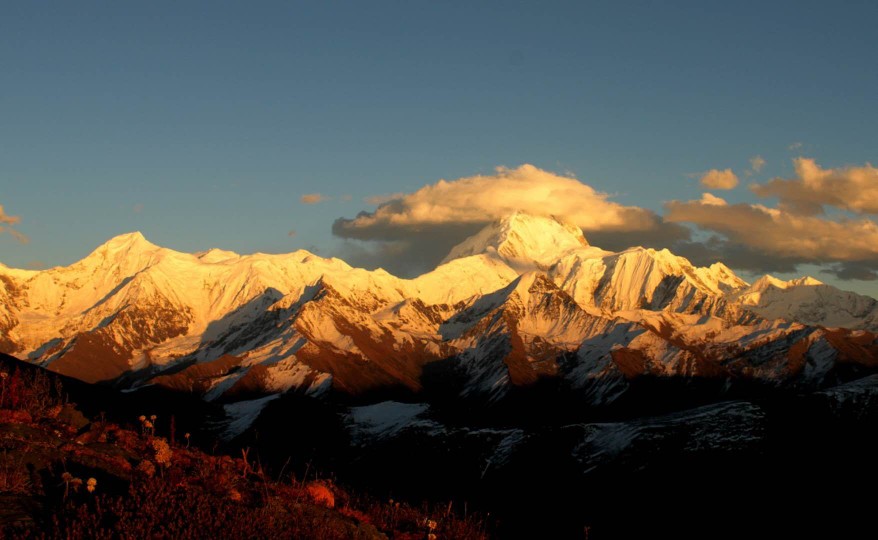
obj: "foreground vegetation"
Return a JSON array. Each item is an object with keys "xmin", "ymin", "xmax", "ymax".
[{"xmin": 0, "ymin": 365, "xmax": 490, "ymax": 539}]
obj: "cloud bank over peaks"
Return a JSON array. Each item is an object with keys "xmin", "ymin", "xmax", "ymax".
[
  {"xmin": 668, "ymin": 158, "xmax": 878, "ymax": 280},
  {"xmin": 751, "ymin": 158, "xmax": 878, "ymax": 215},
  {"xmin": 330, "ymin": 158, "xmax": 878, "ymax": 282},
  {"xmin": 332, "ymin": 164, "xmax": 688, "ymax": 276},
  {"xmin": 337, "ymin": 164, "xmax": 660, "ymax": 233}
]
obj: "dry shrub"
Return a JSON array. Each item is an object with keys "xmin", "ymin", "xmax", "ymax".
[
  {"xmin": 0, "ymin": 410, "xmax": 32, "ymax": 424},
  {"xmin": 305, "ymin": 481, "xmax": 335, "ymax": 508},
  {"xmin": 150, "ymin": 437, "xmax": 172, "ymax": 467},
  {"xmin": 0, "ymin": 367, "xmax": 64, "ymax": 419},
  {"xmin": 40, "ymin": 479, "xmax": 376, "ymax": 540},
  {"xmin": 0, "ymin": 450, "xmax": 30, "ymax": 494},
  {"xmin": 338, "ymin": 506, "xmax": 372, "ymax": 524},
  {"xmin": 136, "ymin": 460, "xmax": 156, "ymax": 478}
]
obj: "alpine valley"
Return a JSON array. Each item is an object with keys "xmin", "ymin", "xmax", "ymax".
[{"xmin": 3, "ymin": 213, "xmax": 878, "ymax": 537}]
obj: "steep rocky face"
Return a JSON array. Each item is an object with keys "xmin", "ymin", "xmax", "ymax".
[
  {"xmin": 46, "ymin": 296, "xmax": 194, "ymax": 384},
  {"xmin": 0, "ymin": 213, "xmax": 877, "ymax": 413},
  {"xmin": 0, "ymin": 274, "xmax": 23, "ymax": 354},
  {"xmin": 439, "ymin": 273, "xmax": 609, "ymax": 400},
  {"xmin": 551, "ymin": 247, "xmax": 749, "ymax": 317}
]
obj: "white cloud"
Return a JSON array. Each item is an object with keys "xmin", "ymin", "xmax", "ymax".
[
  {"xmin": 300, "ymin": 193, "xmax": 328, "ymax": 205},
  {"xmin": 698, "ymin": 169, "xmax": 739, "ymax": 190},
  {"xmin": 749, "ymin": 156, "xmax": 766, "ymax": 173}
]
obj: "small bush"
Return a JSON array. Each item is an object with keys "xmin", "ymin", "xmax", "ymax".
[{"xmin": 0, "ymin": 367, "xmax": 64, "ymax": 419}]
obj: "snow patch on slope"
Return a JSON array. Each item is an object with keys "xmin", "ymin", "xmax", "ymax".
[
  {"xmin": 222, "ymin": 394, "xmax": 280, "ymax": 439},
  {"xmin": 346, "ymin": 401, "xmax": 439, "ymax": 442}
]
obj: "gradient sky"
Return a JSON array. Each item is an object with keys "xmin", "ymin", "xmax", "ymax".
[{"xmin": 2, "ymin": 2, "xmax": 878, "ymax": 295}]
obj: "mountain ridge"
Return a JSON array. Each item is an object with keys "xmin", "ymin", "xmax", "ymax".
[{"xmin": 2, "ymin": 213, "xmax": 878, "ymax": 432}]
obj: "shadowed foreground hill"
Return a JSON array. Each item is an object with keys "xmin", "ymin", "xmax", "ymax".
[{"xmin": 0, "ymin": 354, "xmax": 489, "ymax": 539}]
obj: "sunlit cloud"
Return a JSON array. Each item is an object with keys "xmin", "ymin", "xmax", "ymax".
[
  {"xmin": 699, "ymin": 193, "xmax": 728, "ymax": 206},
  {"xmin": 0, "ymin": 204, "xmax": 28, "ymax": 244},
  {"xmin": 364, "ymin": 192, "xmax": 405, "ymax": 205},
  {"xmin": 667, "ymin": 199, "xmax": 878, "ymax": 261},
  {"xmin": 699, "ymin": 168, "xmax": 739, "ymax": 190},
  {"xmin": 668, "ymin": 158, "xmax": 878, "ymax": 279},
  {"xmin": 333, "ymin": 164, "xmax": 687, "ymax": 275},
  {"xmin": 751, "ymin": 157, "xmax": 878, "ymax": 216},
  {"xmin": 336, "ymin": 164, "xmax": 661, "ymax": 233},
  {"xmin": 749, "ymin": 155, "xmax": 766, "ymax": 173},
  {"xmin": 332, "ymin": 159, "xmax": 878, "ymax": 281},
  {"xmin": 0, "ymin": 205, "xmax": 21, "ymax": 227},
  {"xmin": 300, "ymin": 193, "xmax": 328, "ymax": 205}
]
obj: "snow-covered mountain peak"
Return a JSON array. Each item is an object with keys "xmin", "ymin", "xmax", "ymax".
[
  {"xmin": 77, "ymin": 231, "xmax": 164, "ymax": 264},
  {"xmin": 748, "ymin": 274, "xmax": 822, "ymax": 293},
  {"xmin": 790, "ymin": 276, "xmax": 823, "ymax": 287},
  {"xmin": 98, "ymin": 231, "xmax": 155, "ymax": 253},
  {"xmin": 196, "ymin": 248, "xmax": 241, "ymax": 264},
  {"xmin": 441, "ymin": 213, "xmax": 590, "ymax": 267},
  {"xmin": 731, "ymin": 274, "xmax": 878, "ymax": 330},
  {"xmin": 62, "ymin": 232, "xmax": 167, "ymax": 277}
]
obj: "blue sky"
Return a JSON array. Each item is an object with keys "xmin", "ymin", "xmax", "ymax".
[{"xmin": 2, "ymin": 2, "xmax": 878, "ymax": 295}]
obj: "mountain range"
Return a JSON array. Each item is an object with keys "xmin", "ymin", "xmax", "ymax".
[
  {"xmin": 2, "ymin": 212, "xmax": 877, "ymax": 430},
  {"xmin": 5, "ymin": 212, "xmax": 878, "ymax": 536}
]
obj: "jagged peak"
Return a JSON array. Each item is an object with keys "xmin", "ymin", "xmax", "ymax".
[
  {"xmin": 751, "ymin": 275, "xmax": 788, "ymax": 290},
  {"xmin": 790, "ymin": 276, "xmax": 823, "ymax": 287},
  {"xmin": 485, "ymin": 271, "xmax": 557, "ymax": 307},
  {"xmin": 750, "ymin": 274, "xmax": 823, "ymax": 291},
  {"xmin": 709, "ymin": 261, "xmax": 734, "ymax": 273},
  {"xmin": 735, "ymin": 275, "xmax": 829, "ymax": 310},
  {"xmin": 441, "ymin": 213, "xmax": 589, "ymax": 267},
  {"xmin": 609, "ymin": 246, "xmax": 695, "ymax": 274}
]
